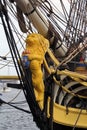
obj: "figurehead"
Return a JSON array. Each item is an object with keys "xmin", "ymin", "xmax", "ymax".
[{"xmin": 22, "ymin": 33, "xmax": 49, "ymax": 103}]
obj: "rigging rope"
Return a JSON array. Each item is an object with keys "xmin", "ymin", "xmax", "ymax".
[
  {"xmin": 0, "ymin": 98, "xmax": 31, "ymax": 114},
  {"xmin": 1, "ymin": 0, "xmax": 87, "ymax": 130},
  {"xmin": 0, "ymin": 1, "xmax": 48, "ymax": 130},
  {"xmin": 8, "ymin": 89, "xmax": 22, "ymax": 103},
  {"xmin": 63, "ymin": 0, "xmax": 87, "ymax": 49},
  {"xmin": 72, "ymin": 108, "xmax": 83, "ymax": 130}
]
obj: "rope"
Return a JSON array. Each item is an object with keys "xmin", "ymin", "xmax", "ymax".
[
  {"xmin": 8, "ymin": 89, "xmax": 22, "ymax": 103},
  {"xmin": 0, "ymin": 3, "xmax": 45, "ymax": 130},
  {"xmin": 53, "ymin": 76, "xmax": 87, "ymax": 99},
  {"xmin": 72, "ymin": 108, "xmax": 83, "ymax": 130},
  {"xmin": 0, "ymin": 98, "xmax": 31, "ymax": 114},
  {"xmin": 43, "ymin": 49, "xmax": 87, "ymax": 99}
]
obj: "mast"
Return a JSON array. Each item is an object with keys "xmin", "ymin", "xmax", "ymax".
[{"xmin": 13, "ymin": 0, "xmax": 67, "ymax": 57}]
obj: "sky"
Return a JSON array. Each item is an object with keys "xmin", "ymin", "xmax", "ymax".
[
  {"xmin": 0, "ymin": 16, "xmax": 25, "ymax": 76},
  {"xmin": 0, "ymin": 0, "xmax": 70, "ymax": 76}
]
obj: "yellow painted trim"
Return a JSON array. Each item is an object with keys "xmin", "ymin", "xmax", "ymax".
[
  {"xmin": 38, "ymin": 99, "xmax": 87, "ymax": 128},
  {"xmin": 0, "ymin": 76, "xmax": 19, "ymax": 80},
  {"xmin": 75, "ymin": 66, "xmax": 86, "ymax": 71},
  {"xmin": 57, "ymin": 69, "xmax": 87, "ymax": 80}
]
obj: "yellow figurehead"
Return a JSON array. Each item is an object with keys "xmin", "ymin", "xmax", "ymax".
[{"xmin": 22, "ymin": 33, "xmax": 49, "ymax": 102}]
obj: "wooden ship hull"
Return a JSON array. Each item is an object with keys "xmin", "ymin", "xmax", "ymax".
[{"xmin": 0, "ymin": 0, "xmax": 87, "ymax": 130}]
